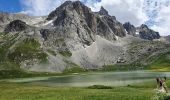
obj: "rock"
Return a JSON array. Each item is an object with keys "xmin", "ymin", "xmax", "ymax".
[
  {"xmin": 47, "ymin": 1, "xmax": 73, "ymax": 20},
  {"xmin": 40, "ymin": 29, "xmax": 50, "ymax": 40},
  {"xmin": 117, "ymin": 57, "xmax": 126, "ymax": 63},
  {"xmin": 44, "ymin": 0, "xmax": 126, "ymax": 52},
  {"xmin": 46, "ymin": 1, "xmax": 96, "ymax": 50},
  {"xmin": 165, "ymin": 35, "xmax": 170, "ymax": 42},
  {"xmin": 123, "ymin": 22, "xmax": 136, "ymax": 36},
  {"xmin": 4, "ymin": 20, "xmax": 29, "ymax": 33},
  {"xmin": 138, "ymin": 24, "xmax": 160, "ymax": 40},
  {"xmin": 103, "ymin": 16, "xmax": 126, "ymax": 37},
  {"xmin": 99, "ymin": 6, "xmax": 109, "ymax": 16}
]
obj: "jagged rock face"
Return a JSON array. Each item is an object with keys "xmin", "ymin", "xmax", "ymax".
[
  {"xmin": 44, "ymin": 1, "xmax": 97, "ymax": 51},
  {"xmin": 139, "ymin": 24, "xmax": 160, "ymax": 40},
  {"xmin": 42, "ymin": 1, "xmax": 127, "ymax": 68},
  {"xmin": 99, "ymin": 6, "xmax": 109, "ymax": 15},
  {"xmin": 123, "ymin": 22, "xmax": 136, "ymax": 36},
  {"xmin": 96, "ymin": 15, "xmax": 126, "ymax": 39},
  {"xmin": 4, "ymin": 20, "xmax": 29, "ymax": 33},
  {"xmin": 103, "ymin": 16, "xmax": 126, "ymax": 37},
  {"xmin": 45, "ymin": 1, "xmax": 126, "ymax": 47},
  {"xmin": 40, "ymin": 29, "xmax": 68, "ymax": 51}
]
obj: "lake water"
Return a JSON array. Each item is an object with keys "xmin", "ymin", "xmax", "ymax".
[{"xmin": 5, "ymin": 71, "xmax": 170, "ymax": 87}]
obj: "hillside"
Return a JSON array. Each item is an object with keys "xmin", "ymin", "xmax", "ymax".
[{"xmin": 0, "ymin": 1, "xmax": 170, "ymax": 75}]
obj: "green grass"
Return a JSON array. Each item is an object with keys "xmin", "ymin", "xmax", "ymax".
[
  {"xmin": 101, "ymin": 64, "xmax": 145, "ymax": 72},
  {"xmin": 0, "ymin": 33, "xmax": 21, "ymax": 69},
  {"xmin": 8, "ymin": 38, "xmax": 48, "ymax": 64},
  {"xmin": 0, "ymin": 82, "xmax": 155, "ymax": 100},
  {"xmin": 100, "ymin": 52, "xmax": 170, "ymax": 72},
  {"xmin": 47, "ymin": 49, "xmax": 57, "ymax": 56},
  {"xmin": 0, "ymin": 33, "xmax": 19, "ymax": 62},
  {"xmin": 87, "ymin": 85, "xmax": 112, "ymax": 89},
  {"xmin": 147, "ymin": 52, "xmax": 170, "ymax": 71},
  {"xmin": 0, "ymin": 70, "xmax": 65, "ymax": 79},
  {"xmin": 59, "ymin": 51, "xmax": 72, "ymax": 57},
  {"xmin": 0, "ymin": 34, "xmax": 48, "ymax": 73},
  {"xmin": 63, "ymin": 67, "xmax": 87, "ymax": 73}
]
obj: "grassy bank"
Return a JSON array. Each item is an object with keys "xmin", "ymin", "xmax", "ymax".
[{"xmin": 0, "ymin": 82, "xmax": 156, "ymax": 100}]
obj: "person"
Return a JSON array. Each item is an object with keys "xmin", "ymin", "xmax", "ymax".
[
  {"xmin": 156, "ymin": 78, "xmax": 162, "ymax": 89},
  {"xmin": 162, "ymin": 77, "xmax": 168, "ymax": 93},
  {"xmin": 156, "ymin": 77, "xmax": 169, "ymax": 93}
]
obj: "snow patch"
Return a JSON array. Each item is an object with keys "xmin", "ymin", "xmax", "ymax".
[{"xmin": 43, "ymin": 20, "xmax": 53, "ymax": 26}]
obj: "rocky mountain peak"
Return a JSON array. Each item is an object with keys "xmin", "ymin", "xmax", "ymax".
[
  {"xmin": 46, "ymin": 1, "xmax": 72, "ymax": 20},
  {"xmin": 4, "ymin": 20, "xmax": 29, "ymax": 33},
  {"xmin": 99, "ymin": 6, "xmax": 109, "ymax": 15},
  {"xmin": 123, "ymin": 22, "xmax": 136, "ymax": 36},
  {"xmin": 47, "ymin": 1, "xmax": 91, "ymax": 21},
  {"xmin": 41, "ymin": 0, "xmax": 128, "ymax": 54},
  {"xmin": 138, "ymin": 24, "xmax": 160, "ymax": 40},
  {"xmin": 62, "ymin": 1, "xmax": 72, "ymax": 5},
  {"xmin": 140, "ymin": 24, "xmax": 149, "ymax": 30},
  {"xmin": 73, "ymin": 1, "xmax": 86, "ymax": 7}
]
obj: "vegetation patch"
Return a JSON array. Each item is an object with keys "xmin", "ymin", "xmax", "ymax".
[
  {"xmin": 101, "ymin": 63, "xmax": 146, "ymax": 72},
  {"xmin": 63, "ymin": 67, "xmax": 87, "ymax": 73},
  {"xmin": 0, "ymin": 33, "xmax": 19, "ymax": 62},
  {"xmin": 8, "ymin": 38, "xmax": 48, "ymax": 64},
  {"xmin": 0, "ymin": 62, "xmax": 20, "ymax": 70},
  {"xmin": 146, "ymin": 52, "xmax": 170, "ymax": 71},
  {"xmin": 87, "ymin": 85, "xmax": 112, "ymax": 89},
  {"xmin": 59, "ymin": 51, "xmax": 72, "ymax": 57},
  {"xmin": 0, "ymin": 33, "xmax": 21, "ymax": 70},
  {"xmin": 47, "ymin": 49, "xmax": 57, "ymax": 56},
  {"xmin": 0, "ymin": 70, "xmax": 63, "ymax": 79}
]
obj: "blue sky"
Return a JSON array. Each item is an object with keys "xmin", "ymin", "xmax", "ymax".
[
  {"xmin": 0, "ymin": 0, "xmax": 101, "ymax": 13},
  {"xmin": 0, "ymin": 0, "xmax": 22, "ymax": 13}
]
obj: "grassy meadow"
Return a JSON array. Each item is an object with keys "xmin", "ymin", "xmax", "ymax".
[{"xmin": 0, "ymin": 81, "xmax": 157, "ymax": 100}]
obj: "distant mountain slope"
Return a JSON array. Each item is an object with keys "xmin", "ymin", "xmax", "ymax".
[{"xmin": 0, "ymin": 1, "xmax": 169, "ymax": 73}]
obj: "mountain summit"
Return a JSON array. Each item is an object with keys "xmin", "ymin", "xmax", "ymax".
[{"xmin": 99, "ymin": 6, "xmax": 109, "ymax": 15}]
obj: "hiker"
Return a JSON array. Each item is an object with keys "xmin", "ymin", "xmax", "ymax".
[
  {"xmin": 156, "ymin": 78, "xmax": 163, "ymax": 90},
  {"xmin": 156, "ymin": 78, "xmax": 161, "ymax": 90},
  {"xmin": 163, "ymin": 77, "xmax": 168, "ymax": 93},
  {"xmin": 156, "ymin": 77, "xmax": 169, "ymax": 93}
]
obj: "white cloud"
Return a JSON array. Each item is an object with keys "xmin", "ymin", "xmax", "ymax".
[
  {"xmin": 151, "ymin": 5, "xmax": 170, "ymax": 36},
  {"xmin": 86, "ymin": 0, "xmax": 148, "ymax": 26},
  {"xmin": 20, "ymin": 0, "xmax": 71, "ymax": 16}
]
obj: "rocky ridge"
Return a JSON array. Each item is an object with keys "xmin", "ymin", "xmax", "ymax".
[
  {"xmin": 4, "ymin": 20, "xmax": 29, "ymax": 33},
  {"xmin": 138, "ymin": 24, "xmax": 160, "ymax": 40}
]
